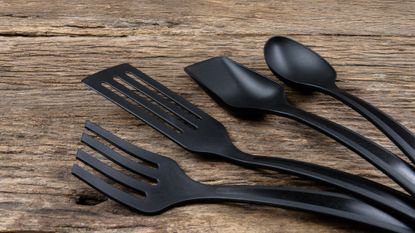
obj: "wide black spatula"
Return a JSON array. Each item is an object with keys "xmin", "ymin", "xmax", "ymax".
[{"xmin": 184, "ymin": 56, "xmax": 415, "ymax": 197}]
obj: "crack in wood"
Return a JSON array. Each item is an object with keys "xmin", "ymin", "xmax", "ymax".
[
  {"xmin": 75, "ymin": 194, "xmax": 108, "ymax": 206},
  {"xmin": 0, "ymin": 14, "xmax": 32, "ymax": 18}
]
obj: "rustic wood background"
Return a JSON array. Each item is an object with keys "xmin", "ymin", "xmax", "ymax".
[{"xmin": 1, "ymin": 1, "xmax": 414, "ymax": 232}]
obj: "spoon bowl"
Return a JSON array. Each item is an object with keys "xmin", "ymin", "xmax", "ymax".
[{"xmin": 264, "ymin": 36, "xmax": 336, "ymax": 90}]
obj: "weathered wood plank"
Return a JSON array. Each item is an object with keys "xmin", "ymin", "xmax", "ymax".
[
  {"xmin": 0, "ymin": 0, "xmax": 414, "ymax": 37},
  {"xmin": 1, "ymin": 34, "xmax": 414, "ymax": 232}
]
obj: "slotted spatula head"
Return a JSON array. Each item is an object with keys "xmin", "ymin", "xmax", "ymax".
[{"xmin": 82, "ymin": 64, "xmax": 238, "ymax": 158}]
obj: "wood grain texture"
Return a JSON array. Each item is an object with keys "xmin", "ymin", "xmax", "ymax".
[{"xmin": 0, "ymin": 1, "xmax": 414, "ymax": 232}]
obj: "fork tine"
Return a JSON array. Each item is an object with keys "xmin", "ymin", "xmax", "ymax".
[
  {"xmin": 107, "ymin": 79, "xmax": 190, "ymax": 132},
  {"xmin": 121, "ymin": 64, "xmax": 207, "ymax": 119},
  {"xmin": 81, "ymin": 134, "xmax": 158, "ymax": 181},
  {"xmin": 71, "ymin": 164, "xmax": 147, "ymax": 213},
  {"xmin": 76, "ymin": 149, "xmax": 150, "ymax": 194},
  {"xmin": 83, "ymin": 80, "xmax": 182, "ymax": 140},
  {"xmin": 118, "ymin": 73, "xmax": 200, "ymax": 127},
  {"xmin": 84, "ymin": 121, "xmax": 163, "ymax": 166}
]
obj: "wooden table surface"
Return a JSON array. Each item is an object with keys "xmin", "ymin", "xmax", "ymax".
[{"xmin": 1, "ymin": 1, "xmax": 414, "ymax": 232}]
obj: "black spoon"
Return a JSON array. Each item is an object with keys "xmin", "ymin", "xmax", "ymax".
[
  {"xmin": 264, "ymin": 36, "xmax": 415, "ymax": 165},
  {"xmin": 184, "ymin": 56, "xmax": 415, "ymax": 197}
]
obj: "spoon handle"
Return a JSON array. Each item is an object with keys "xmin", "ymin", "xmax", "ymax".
[
  {"xmin": 200, "ymin": 185, "xmax": 412, "ymax": 233},
  {"xmin": 270, "ymin": 104, "xmax": 415, "ymax": 196},
  {"xmin": 326, "ymin": 87, "xmax": 415, "ymax": 165}
]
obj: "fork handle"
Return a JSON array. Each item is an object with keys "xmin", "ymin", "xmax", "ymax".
[
  {"xmin": 198, "ymin": 185, "xmax": 412, "ymax": 233},
  {"xmin": 227, "ymin": 149, "xmax": 415, "ymax": 225},
  {"xmin": 269, "ymin": 104, "xmax": 415, "ymax": 196},
  {"xmin": 325, "ymin": 86, "xmax": 415, "ymax": 164}
]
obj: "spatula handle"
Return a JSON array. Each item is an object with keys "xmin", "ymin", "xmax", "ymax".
[
  {"xmin": 272, "ymin": 104, "xmax": 415, "ymax": 197},
  {"xmin": 201, "ymin": 185, "xmax": 412, "ymax": 233},
  {"xmin": 327, "ymin": 87, "xmax": 415, "ymax": 165}
]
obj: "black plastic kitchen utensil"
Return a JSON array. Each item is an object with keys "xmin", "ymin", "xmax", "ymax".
[
  {"xmin": 82, "ymin": 63, "xmax": 415, "ymax": 225},
  {"xmin": 72, "ymin": 121, "xmax": 413, "ymax": 233},
  {"xmin": 184, "ymin": 56, "xmax": 415, "ymax": 197},
  {"xmin": 264, "ymin": 36, "xmax": 415, "ymax": 164}
]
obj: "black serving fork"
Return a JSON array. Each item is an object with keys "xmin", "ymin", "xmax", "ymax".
[
  {"xmin": 82, "ymin": 64, "xmax": 415, "ymax": 225},
  {"xmin": 72, "ymin": 121, "xmax": 412, "ymax": 232}
]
